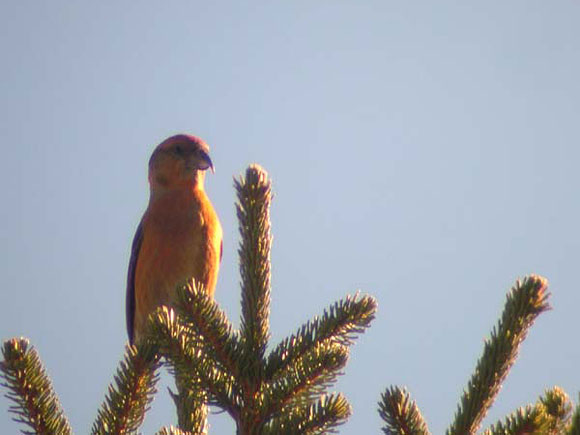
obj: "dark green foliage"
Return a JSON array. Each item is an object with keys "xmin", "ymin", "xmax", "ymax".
[
  {"xmin": 152, "ymin": 283, "xmax": 373, "ymax": 433},
  {"xmin": 154, "ymin": 280, "xmax": 240, "ymax": 431},
  {"xmin": 568, "ymin": 395, "xmax": 580, "ymax": 435},
  {"xmin": 91, "ymin": 343, "xmax": 161, "ymax": 435},
  {"xmin": 482, "ymin": 405, "xmax": 542, "ymax": 435},
  {"xmin": 260, "ymin": 342, "xmax": 349, "ymax": 416},
  {"xmin": 166, "ymin": 282, "xmax": 242, "ymax": 384},
  {"xmin": 236, "ymin": 164, "xmax": 273, "ymax": 375},
  {"xmin": 261, "ymin": 393, "xmax": 351, "ymax": 435},
  {"xmin": 156, "ymin": 425, "xmax": 193, "ymax": 435},
  {"xmin": 170, "ymin": 373, "xmax": 208, "ymax": 434},
  {"xmin": 378, "ymin": 275, "xmax": 571, "ymax": 435},
  {"xmin": 447, "ymin": 275, "xmax": 551, "ymax": 435},
  {"xmin": 265, "ymin": 293, "xmax": 377, "ymax": 378},
  {"xmin": 538, "ymin": 386, "xmax": 574, "ymax": 434},
  {"xmin": 150, "ymin": 304, "xmax": 241, "ymax": 416},
  {"xmin": 483, "ymin": 387, "xmax": 574, "ymax": 435},
  {"xmin": 378, "ymin": 386, "xmax": 429, "ymax": 435},
  {"xmin": 566, "ymin": 395, "xmax": 580, "ymax": 435},
  {"xmin": 0, "ymin": 338, "xmax": 72, "ymax": 435}
]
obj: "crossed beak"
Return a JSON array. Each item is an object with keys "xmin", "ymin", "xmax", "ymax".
[{"xmin": 198, "ymin": 150, "xmax": 215, "ymax": 174}]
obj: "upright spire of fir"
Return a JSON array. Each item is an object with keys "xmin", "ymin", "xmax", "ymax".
[
  {"xmin": 151, "ymin": 164, "xmax": 377, "ymax": 434},
  {"xmin": 236, "ymin": 164, "xmax": 273, "ymax": 372}
]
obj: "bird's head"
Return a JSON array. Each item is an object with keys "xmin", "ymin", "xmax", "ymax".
[{"xmin": 148, "ymin": 134, "xmax": 214, "ymax": 190}]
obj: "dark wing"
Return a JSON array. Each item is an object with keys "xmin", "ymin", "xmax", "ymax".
[{"xmin": 126, "ymin": 220, "xmax": 144, "ymax": 344}]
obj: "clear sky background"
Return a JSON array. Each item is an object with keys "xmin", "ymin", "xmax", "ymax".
[{"xmin": 1, "ymin": 2, "xmax": 579, "ymax": 434}]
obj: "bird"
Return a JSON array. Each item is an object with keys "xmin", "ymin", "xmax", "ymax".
[{"xmin": 126, "ymin": 134, "xmax": 222, "ymax": 344}]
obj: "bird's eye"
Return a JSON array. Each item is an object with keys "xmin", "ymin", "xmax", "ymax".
[{"xmin": 175, "ymin": 145, "xmax": 183, "ymax": 154}]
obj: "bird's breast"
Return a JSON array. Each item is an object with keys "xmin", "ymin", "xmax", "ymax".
[{"xmin": 134, "ymin": 190, "xmax": 222, "ymax": 333}]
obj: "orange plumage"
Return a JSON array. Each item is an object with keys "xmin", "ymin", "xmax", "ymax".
[{"xmin": 126, "ymin": 134, "xmax": 222, "ymax": 344}]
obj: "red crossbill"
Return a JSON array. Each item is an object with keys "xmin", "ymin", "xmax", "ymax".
[{"xmin": 126, "ymin": 134, "xmax": 222, "ymax": 344}]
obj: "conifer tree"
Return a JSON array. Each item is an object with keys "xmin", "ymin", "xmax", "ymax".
[
  {"xmin": 2, "ymin": 165, "xmax": 578, "ymax": 434},
  {"xmin": 149, "ymin": 165, "xmax": 377, "ymax": 434},
  {"xmin": 378, "ymin": 275, "xmax": 580, "ymax": 435},
  {"xmin": 1, "ymin": 164, "xmax": 377, "ymax": 434}
]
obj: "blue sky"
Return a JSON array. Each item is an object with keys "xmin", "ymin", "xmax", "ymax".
[{"xmin": 1, "ymin": 2, "xmax": 579, "ymax": 433}]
